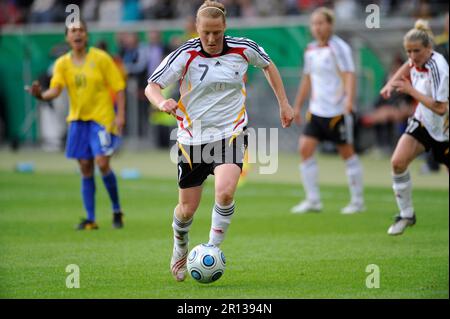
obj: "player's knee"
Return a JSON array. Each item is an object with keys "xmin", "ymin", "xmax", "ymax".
[
  {"xmin": 300, "ymin": 147, "xmax": 312, "ymax": 160},
  {"xmin": 79, "ymin": 160, "xmax": 94, "ymax": 177},
  {"xmin": 178, "ymin": 202, "xmax": 197, "ymax": 218},
  {"xmin": 215, "ymin": 187, "xmax": 235, "ymax": 206},
  {"xmin": 95, "ymin": 158, "xmax": 110, "ymax": 174},
  {"xmin": 391, "ymin": 156, "xmax": 407, "ymax": 173}
]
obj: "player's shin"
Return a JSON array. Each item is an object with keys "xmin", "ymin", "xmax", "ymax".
[
  {"xmin": 300, "ymin": 158, "xmax": 320, "ymax": 203},
  {"xmin": 81, "ymin": 176, "xmax": 96, "ymax": 221},
  {"xmin": 172, "ymin": 207, "xmax": 193, "ymax": 253},
  {"xmin": 345, "ymin": 155, "xmax": 364, "ymax": 204},
  {"xmin": 208, "ymin": 201, "xmax": 235, "ymax": 247},
  {"xmin": 392, "ymin": 170, "xmax": 414, "ymax": 218}
]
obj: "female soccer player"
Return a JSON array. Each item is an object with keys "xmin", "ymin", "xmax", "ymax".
[
  {"xmin": 380, "ymin": 20, "xmax": 449, "ymax": 235},
  {"xmin": 27, "ymin": 21, "xmax": 126, "ymax": 230},
  {"xmin": 145, "ymin": 0, "xmax": 294, "ymax": 281},
  {"xmin": 291, "ymin": 7, "xmax": 365, "ymax": 215}
]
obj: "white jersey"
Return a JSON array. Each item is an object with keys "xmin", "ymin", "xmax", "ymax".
[
  {"xmin": 409, "ymin": 51, "xmax": 449, "ymax": 142},
  {"xmin": 149, "ymin": 36, "xmax": 271, "ymax": 145},
  {"xmin": 303, "ymin": 35, "xmax": 355, "ymax": 117}
]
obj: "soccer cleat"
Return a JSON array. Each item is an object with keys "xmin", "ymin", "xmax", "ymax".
[
  {"xmin": 113, "ymin": 212, "xmax": 124, "ymax": 229},
  {"xmin": 387, "ymin": 214, "xmax": 416, "ymax": 236},
  {"xmin": 76, "ymin": 218, "xmax": 99, "ymax": 230},
  {"xmin": 290, "ymin": 200, "xmax": 323, "ymax": 214},
  {"xmin": 170, "ymin": 248, "xmax": 188, "ymax": 282},
  {"xmin": 341, "ymin": 202, "xmax": 366, "ymax": 214}
]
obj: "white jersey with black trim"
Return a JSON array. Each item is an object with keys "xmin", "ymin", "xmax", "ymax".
[
  {"xmin": 410, "ymin": 51, "xmax": 449, "ymax": 142},
  {"xmin": 149, "ymin": 36, "xmax": 271, "ymax": 145},
  {"xmin": 303, "ymin": 35, "xmax": 355, "ymax": 118}
]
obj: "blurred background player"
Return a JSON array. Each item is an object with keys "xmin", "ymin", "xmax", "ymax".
[
  {"xmin": 291, "ymin": 7, "xmax": 365, "ymax": 215},
  {"xmin": 145, "ymin": 0, "xmax": 294, "ymax": 282},
  {"xmin": 380, "ymin": 20, "xmax": 449, "ymax": 236},
  {"xmin": 26, "ymin": 21, "xmax": 126, "ymax": 230}
]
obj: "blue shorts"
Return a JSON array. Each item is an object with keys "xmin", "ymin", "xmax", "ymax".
[{"xmin": 66, "ymin": 120, "xmax": 121, "ymax": 160}]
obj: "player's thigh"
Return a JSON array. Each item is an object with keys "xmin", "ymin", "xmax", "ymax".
[
  {"xmin": 299, "ymin": 135, "xmax": 319, "ymax": 159},
  {"xmin": 213, "ymin": 164, "xmax": 241, "ymax": 204},
  {"xmin": 178, "ymin": 186, "xmax": 203, "ymax": 216},
  {"xmin": 391, "ymin": 134, "xmax": 425, "ymax": 172}
]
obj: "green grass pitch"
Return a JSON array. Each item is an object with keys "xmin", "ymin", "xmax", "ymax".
[{"xmin": 0, "ymin": 165, "xmax": 448, "ymax": 298}]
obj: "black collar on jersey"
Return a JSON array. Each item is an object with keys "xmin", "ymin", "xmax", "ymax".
[{"xmin": 199, "ymin": 37, "xmax": 230, "ymax": 57}]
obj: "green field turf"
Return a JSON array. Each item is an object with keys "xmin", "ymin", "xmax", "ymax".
[{"xmin": 0, "ymin": 163, "xmax": 448, "ymax": 298}]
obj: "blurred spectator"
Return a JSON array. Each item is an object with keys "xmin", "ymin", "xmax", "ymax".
[
  {"xmin": 82, "ymin": 0, "xmax": 99, "ymax": 22},
  {"xmin": 144, "ymin": 30, "xmax": 169, "ymax": 78},
  {"xmin": 222, "ymin": 0, "xmax": 241, "ymax": 17},
  {"xmin": 141, "ymin": 0, "xmax": 176, "ymax": 19},
  {"xmin": 98, "ymin": 0, "xmax": 122, "ymax": 24},
  {"xmin": 1, "ymin": 0, "xmax": 33, "ymax": 25},
  {"xmin": 239, "ymin": 0, "xmax": 257, "ymax": 18},
  {"xmin": 118, "ymin": 32, "xmax": 147, "ymax": 77},
  {"xmin": 334, "ymin": 0, "xmax": 360, "ymax": 20},
  {"xmin": 122, "ymin": 0, "xmax": 141, "ymax": 22},
  {"xmin": 29, "ymin": 0, "xmax": 57, "ymax": 23},
  {"xmin": 434, "ymin": 12, "xmax": 449, "ymax": 61}
]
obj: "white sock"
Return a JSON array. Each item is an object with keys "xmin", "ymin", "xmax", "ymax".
[
  {"xmin": 300, "ymin": 158, "xmax": 320, "ymax": 203},
  {"xmin": 392, "ymin": 171, "xmax": 414, "ymax": 218},
  {"xmin": 208, "ymin": 201, "xmax": 235, "ymax": 247},
  {"xmin": 345, "ymin": 155, "xmax": 364, "ymax": 205},
  {"xmin": 172, "ymin": 208, "xmax": 193, "ymax": 253}
]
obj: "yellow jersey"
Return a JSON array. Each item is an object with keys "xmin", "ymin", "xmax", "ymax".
[{"xmin": 50, "ymin": 47, "xmax": 126, "ymax": 134}]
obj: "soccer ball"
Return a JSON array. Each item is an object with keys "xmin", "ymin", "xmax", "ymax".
[{"xmin": 187, "ymin": 244, "xmax": 226, "ymax": 283}]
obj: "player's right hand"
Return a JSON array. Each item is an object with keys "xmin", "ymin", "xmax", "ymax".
[
  {"xmin": 25, "ymin": 81, "xmax": 43, "ymax": 99},
  {"xmin": 158, "ymin": 99, "xmax": 178, "ymax": 117},
  {"xmin": 380, "ymin": 83, "xmax": 394, "ymax": 99}
]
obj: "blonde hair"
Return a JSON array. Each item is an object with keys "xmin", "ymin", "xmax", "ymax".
[
  {"xmin": 312, "ymin": 7, "xmax": 335, "ymax": 25},
  {"xmin": 196, "ymin": 1, "xmax": 226, "ymax": 23},
  {"xmin": 404, "ymin": 19, "xmax": 434, "ymax": 48}
]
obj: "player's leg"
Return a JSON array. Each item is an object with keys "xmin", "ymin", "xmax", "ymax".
[
  {"xmin": 77, "ymin": 158, "xmax": 98, "ymax": 229},
  {"xmin": 65, "ymin": 121, "xmax": 98, "ymax": 230},
  {"xmin": 388, "ymin": 133, "xmax": 425, "ymax": 235},
  {"xmin": 291, "ymin": 134, "xmax": 322, "ymax": 213},
  {"xmin": 337, "ymin": 143, "xmax": 365, "ymax": 214},
  {"xmin": 171, "ymin": 186, "xmax": 203, "ymax": 281},
  {"xmin": 90, "ymin": 121, "xmax": 123, "ymax": 228},
  {"xmin": 95, "ymin": 155, "xmax": 123, "ymax": 228},
  {"xmin": 208, "ymin": 163, "xmax": 241, "ymax": 247}
]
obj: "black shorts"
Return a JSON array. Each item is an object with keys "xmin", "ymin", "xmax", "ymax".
[
  {"xmin": 405, "ymin": 117, "xmax": 449, "ymax": 168},
  {"xmin": 177, "ymin": 133, "xmax": 248, "ymax": 189},
  {"xmin": 303, "ymin": 112, "xmax": 354, "ymax": 145}
]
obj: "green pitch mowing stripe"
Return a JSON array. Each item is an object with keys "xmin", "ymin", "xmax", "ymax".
[{"xmin": 0, "ymin": 171, "xmax": 448, "ymax": 298}]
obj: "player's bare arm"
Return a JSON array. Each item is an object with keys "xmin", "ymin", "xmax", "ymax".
[
  {"xmin": 293, "ymin": 74, "xmax": 311, "ymax": 125},
  {"xmin": 145, "ymin": 82, "xmax": 178, "ymax": 116},
  {"xmin": 343, "ymin": 72, "xmax": 356, "ymax": 114},
  {"xmin": 25, "ymin": 80, "xmax": 62, "ymax": 101},
  {"xmin": 262, "ymin": 62, "xmax": 294, "ymax": 128},
  {"xmin": 392, "ymin": 75, "xmax": 448, "ymax": 116},
  {"xmin": 380, "ymin": 61, "xmax": 410, "ymax": 99},
  {"xmin": 114, "ymin": 90, "xmax": 126, "ymax": 136}
]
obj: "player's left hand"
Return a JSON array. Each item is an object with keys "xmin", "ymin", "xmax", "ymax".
[
  {"xmin": 280, "ymin": 103, "xmax": 294, "ymax": 128},
  {"xmin": 392, "ymin": 76, "xmax": 413, "ymax": 95},
  {"xmin": 114, "ymin": 115, "xmax": 125, "ymax": 136}
]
